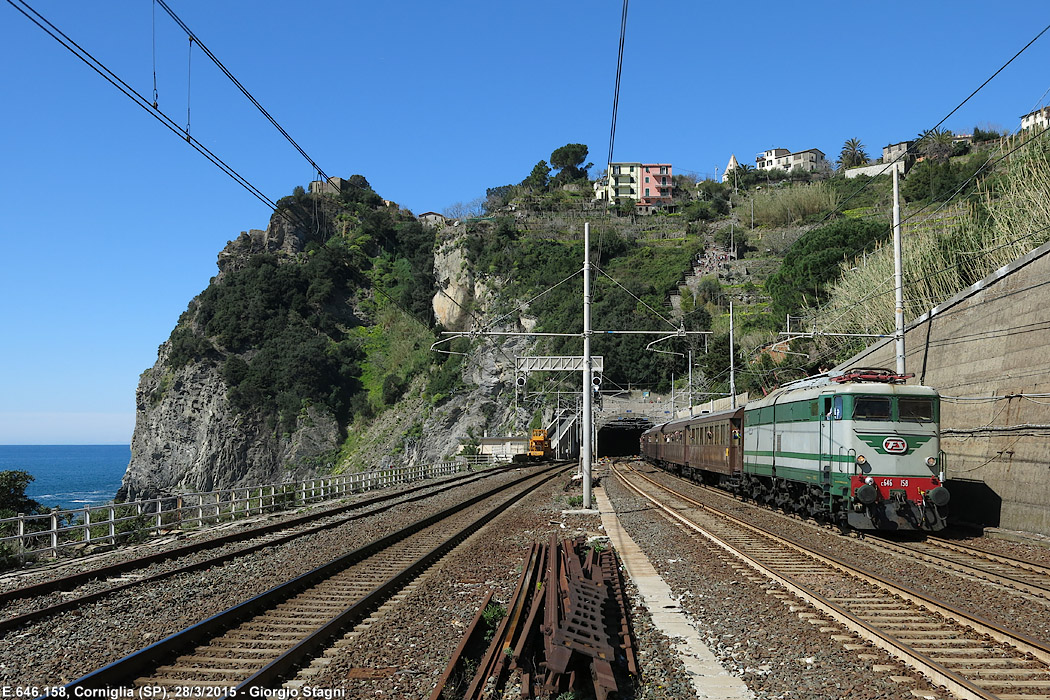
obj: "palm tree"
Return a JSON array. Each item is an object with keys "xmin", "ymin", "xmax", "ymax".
[
  {"xmin": 916, "ymin": 128, "xmax": 954, "ymax": 162},
  {"xmin": 838, "ymin": 138, "xmax": 869, "ymax": 169}
]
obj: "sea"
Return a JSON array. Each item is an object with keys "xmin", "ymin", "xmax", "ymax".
[{"xmin": 0, "ymin": 445, "xmax": 130, "ymax": 511}]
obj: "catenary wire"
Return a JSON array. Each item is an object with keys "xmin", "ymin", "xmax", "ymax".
[
  {"xmin": 155, "ymin": 0, "xmax": 337, "ymax": 189},
  {"xmin": 6, "ymin": 0, "xmax": 288, "ymax": 217}
]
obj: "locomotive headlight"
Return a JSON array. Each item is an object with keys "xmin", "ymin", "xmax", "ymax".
[
  {"xmin": 926, "ymin": 456, "xmax": 937, "ymax": 468},
  {"xmin": 864, "ymin": 476, "xmax": 874, "ymax": 486},
  {"xmin": 856, "ymin": 455, "xmax": 867, "ymax": 466}
]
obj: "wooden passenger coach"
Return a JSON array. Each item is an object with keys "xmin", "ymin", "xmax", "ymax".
[{"xmin": 640, "ymin": 408, "xmax": 743, "ymax": 483}]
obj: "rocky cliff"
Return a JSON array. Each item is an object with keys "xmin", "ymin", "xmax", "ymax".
[
  {"xmin": 120, "ymin": 341, "xmax": 341, "ymax": 500},
  {"xmin": 118, "ymin": 191, "xmax": 535, "ymax": 502},
  {"xmin": 118, "ymin": 205, "xmax": 351, "ymax": 501}
]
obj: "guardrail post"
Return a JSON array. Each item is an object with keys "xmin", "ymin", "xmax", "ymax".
[
  {"xmin": 50, "ymin": 512, "xmax": 58, "ymax": 558},
  {"xmin": 83, "ymin": 507, "xmax": 91, "ymax": 545},
  {"xmin": 109, "ymin": 505, "xmax": 116, "ymax": 543},
  {"xmin": 17, "ymin": 514, "xmax": 25, "ymax": 563}
]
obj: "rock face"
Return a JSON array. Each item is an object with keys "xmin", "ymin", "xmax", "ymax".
[
  {"xmin": 119, "ymin": 215, "xmax": 536, "ymax": 501},
  {"xmin": 119, "ymin": 343, "xmax": 340, "ymax": 501},
  {"xmin": 118, "ymin": 215, "xmax": 344, "ymax": 501},
  {"xmin": 432, "ymin": 238, "xmax": 473, "ymax": 331}
]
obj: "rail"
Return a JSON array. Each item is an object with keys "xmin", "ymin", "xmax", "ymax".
[{"xmin": 0, "ymin": 459, "xmax": 505, "ymax": 561}]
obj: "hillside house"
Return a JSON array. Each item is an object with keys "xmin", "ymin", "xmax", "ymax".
[
  {"xmin": 308, "ymin": 177, "xmax": 347, "ymax": 195},
  {"xmin": 883, "ymin": 140, "xmax": 915, "ymax": 165},
  {"xmin": 1021, "ymin": 106, "xmax": 1050, "ymax": 132},
  {"xmin": 755, "ymin": 148, "xmax": 830, "ymax": 175},
  {"xmin": 722, "ymin": 154, "xmax": 740, "ymax": 184},
  {"xmin": 597, "ymin": 162, "xmax": 674, "ymax": 211},
  {"xmin": 417, "ymin": 211, "xmax": 448, "ymax": 227}
]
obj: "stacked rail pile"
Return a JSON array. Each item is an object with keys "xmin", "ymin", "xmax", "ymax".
[{"xmin": 432, "ymin": 535, "xmax": 637, "ymax": 700}]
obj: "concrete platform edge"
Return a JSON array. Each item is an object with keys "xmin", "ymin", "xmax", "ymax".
[{"xmin": 594, "ymin": 485, "xmax": 753, "ymax": 700}]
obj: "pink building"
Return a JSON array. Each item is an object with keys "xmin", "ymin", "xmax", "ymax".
[
  {"xmin": 601, "ymin": 162, "xmax": 673, "ymax": 210},
  {"xmin": 638, "ymin": 163, "xmax": 673, "ymax": 207}
]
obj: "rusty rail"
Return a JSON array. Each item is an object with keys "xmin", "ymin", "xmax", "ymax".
[{"xmin": 434, "ymin": 536, "xmax": 636, "ymax": 700}]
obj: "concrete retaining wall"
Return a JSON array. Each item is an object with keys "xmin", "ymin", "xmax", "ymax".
[
  {"xmin": 844, "ymin": 161, "xmax": 904, "ymax": 179},
  {"xmin": 840, "ymin": 241, "xmax": 1050, "ymax": 534}
]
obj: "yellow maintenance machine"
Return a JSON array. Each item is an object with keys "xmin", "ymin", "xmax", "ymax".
[{"xmin": 528, "ymin": 428, "xmax": 553, "ymax": 460}]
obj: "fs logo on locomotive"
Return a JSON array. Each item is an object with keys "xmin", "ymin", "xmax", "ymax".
[{"xmin": 882, "ymin": 437, "xmax": 908, "ymax": 454}]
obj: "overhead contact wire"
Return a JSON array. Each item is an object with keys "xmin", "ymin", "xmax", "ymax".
[
  {"xmin": 155, "ymin": 0, "xmax": 337, "ymax": 188},
  {"xmin": 4, "ymin": 0, "xmax": 326, "ymax": 233}
]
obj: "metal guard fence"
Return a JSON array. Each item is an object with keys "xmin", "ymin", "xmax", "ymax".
[{"xmin": 0, "ymin": 455, "xmax": 504, "ymax": 561}]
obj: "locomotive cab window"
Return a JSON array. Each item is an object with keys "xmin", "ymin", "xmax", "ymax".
[
  {"xmin": 899, "ymin": 397, "xmax": 935, "ymax": 422},
  {"xmin": 852, "ymin": 396, "xmax": 891, "ymax": 420}
]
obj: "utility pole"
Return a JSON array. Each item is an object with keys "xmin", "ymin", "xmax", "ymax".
[
  {"xmin": 688, "ymin": 348, "xmax": 693, "ymax": 417},
  {"xmin": 892, "ymin": 165, "xmax": 905, "ymax": 375},
  {"xmin": 582, "ymin": 223, "xmax": 593, "ymax": 509},
  {"xmin": 730, "ymin": 301, "xmax": 737, "ymax": 408}
]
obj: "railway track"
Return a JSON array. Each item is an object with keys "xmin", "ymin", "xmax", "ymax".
[
  {"xmin": 644, "ymin": 460, "xmax": 1050, "ymax": 604},
  {"xmin": 63, "ymin": 462, "xmax": 568, "ymax": 693},
  {"xmin": 615, "ymin": 463, "xmax": 1050, "ymax": 700},
  {"xmin": 859, "ymin": 537, "xmax": 1050, "ymax": 601},
  {"xmin": 0, "ymin": 465, "xmax": 513, "ymax": 632}
]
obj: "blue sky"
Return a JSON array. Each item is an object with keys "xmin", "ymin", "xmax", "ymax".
[{"xmin": 2, "ymin": 1, "xmax": 1048, "ymax": 444}]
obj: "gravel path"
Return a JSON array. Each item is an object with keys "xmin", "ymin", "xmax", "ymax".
[
  {"xmin": 0, "ymin": 470, "xmax": 490, "ymax": 597},
  {"xmin": 10, "ymin": 458, "xmax": 1037, "ymax": 699},
  {"xmin": 301, "ymin": 469, "xmax": 697, "ymax": 700}
]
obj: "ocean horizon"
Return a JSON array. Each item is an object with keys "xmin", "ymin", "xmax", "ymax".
[{"xmin": 0, "ymin": 444, "xmax": 130, "ymax": 511}]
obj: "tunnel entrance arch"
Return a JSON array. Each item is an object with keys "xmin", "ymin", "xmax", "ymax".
[{"xmin": 597, "ymin": 417, "xmax": 653, "ymax": 458}]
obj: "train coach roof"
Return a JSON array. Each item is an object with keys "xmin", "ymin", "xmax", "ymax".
[{"xmin": 644, "ymin": 406, "xmax": 743, "ymax": 434}]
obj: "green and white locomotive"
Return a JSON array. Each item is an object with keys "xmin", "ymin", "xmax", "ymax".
[{"xmin": 641, "ymin": 368, "xmax": 950, "ymax": 531}]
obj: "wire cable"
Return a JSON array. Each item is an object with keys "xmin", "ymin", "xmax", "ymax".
[
  {"xmin": 594, "ymin": 266, "xmax": 678, "ymax": 330},
  {"xmin": 155, "ymin": 0, "xmax": 337, "ymax": 189},
  {"xmin": 185, "ymin": 36, "xmax": 192, "ymax": 138},
  {"xmin": 6, "ymin": 0, "xmax": 285, "ymax": 215},
  {"xmin": 151, "ymin": 0, "xmax": 158, "ymax": 109},
  {"xmin": 784, "ymin": 22, "xmax": 1050, "ymax": 240},
  {"xmin": 606, "ymin": 0, "xmax": 629, "ymax": 181}
]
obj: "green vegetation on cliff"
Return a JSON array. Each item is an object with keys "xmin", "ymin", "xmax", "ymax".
[
  {"xmin": 461, "ymin": 218, "xmax": 705, "ymax": 391},
  {"xmin": 164, "ymin": 177, "xmax": 439, "ymax": 434}
]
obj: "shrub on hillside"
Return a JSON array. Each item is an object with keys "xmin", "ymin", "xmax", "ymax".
[{"xmin": 765, "ymin": 218, "xmax": 889, "ymax": 317}]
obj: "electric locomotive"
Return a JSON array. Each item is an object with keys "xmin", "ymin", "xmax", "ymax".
[{"xmin": 640, "ymin": 368, "xmax": 949, "ymax": 531}]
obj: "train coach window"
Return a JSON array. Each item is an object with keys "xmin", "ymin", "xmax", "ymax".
[
  {"xmin": 853, "ymin": 396, "xmax": 891, "ymax": 420},
  {"xmin": 899, "ymin": 397, "xmax": 935, "ymax": 421}
]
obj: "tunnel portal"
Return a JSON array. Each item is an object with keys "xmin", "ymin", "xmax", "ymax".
[{"xmin": 597, "ymin": 419, "xmax": 652, "ymax": 458}]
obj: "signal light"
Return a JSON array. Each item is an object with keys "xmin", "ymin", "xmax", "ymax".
[{"xmin": 516, "ymin": 374, "xmax": 527, "ymax": 387}]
